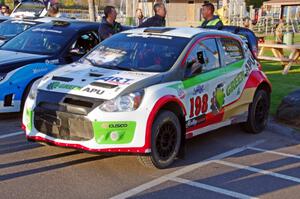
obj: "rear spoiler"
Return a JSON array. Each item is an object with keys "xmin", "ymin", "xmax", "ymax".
[{"xmin": 203, "ymin": 26, "xmax": 258, "ymax": 58}]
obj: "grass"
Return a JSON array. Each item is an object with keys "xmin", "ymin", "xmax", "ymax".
[
  {"xmin": 258, "ymin": 34, "xmax": 300, "ymax": 115},
  {"xmin": 265, "ymin": 34, "xmax": 300, "ymax": 44},
  {"xmin": 261, "ymin": 61, "xmax": 300, "ymax": 115}
]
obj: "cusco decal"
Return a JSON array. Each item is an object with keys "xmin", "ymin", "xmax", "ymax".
[{"xmin": 93, "ymin": 121, "xmax": 136, "ymax": 144}]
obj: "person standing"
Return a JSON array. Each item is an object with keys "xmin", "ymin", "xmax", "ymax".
[
  {"xmin": 47, "ymin": 4, "xmax": 61, "ymax": 18},
  {"xmin": 139, "ymin": 3, "xmax": 166, "ymax": 28},
  {"xmin": 1, "ymin": 5, "xmax": 10, "ymax": 16},
  {"xmin": 199, "ymin": 3, "xmax": 223, "ymax": 29},
  {"xmin": 275, "ymin": 19, "xmax": 284, "ymax": 44},
  {"xmin": 135, "ymin": 8, "xmax": 145, "ymax": 26},
  {"xmin": 98, "ymin": 6, "xmax": 123, "ymax": 41}
]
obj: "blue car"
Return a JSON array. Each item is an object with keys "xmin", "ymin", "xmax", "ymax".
[
  {"xmin": 0, "ymin": 20, "xmax": 100, "ymax": 113},
  {"xmin": 0, "ymin": 17, "xmax": 62, "ymax": 46}
]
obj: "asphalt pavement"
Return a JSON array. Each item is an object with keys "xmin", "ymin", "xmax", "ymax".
[{"xmin": 0, "ymin": 116, "xmax": 300, "ymax": 199}]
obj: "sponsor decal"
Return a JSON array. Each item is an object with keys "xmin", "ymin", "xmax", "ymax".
[
  {"xmin": 211, "ymin": 83, "xmax": 225, "ymax": 115},
  {"xmin": 189, "ymin": 93, "xmax": 209, "ymax": 118},
  {"xmin": 82, "ymin": 87, "xmax": 104, "ymax": 95},
  {"xmin": 96, "ymin": 76, "xmax": 133, "ymax": 85},
  {"xmin": 109, "ymin": 123, "xmax": 128, "ymax": 128},
  {"xmin": 226, "ymin": 72, "xmax": 245, "ymax": 96},
  {"xmin": 178, "ymin": 88, "xmax": 186, "ymax": 99},
  {"xmin": 186, "ymin": 115, "xmax": 206, "ymax": 128},
  {"xmin": 33, "ymin": 68, "xmax": 48, "ymax": 74},
  {"xmin": 45, "ymin": 59, "xmax": 60, "ymax": 65},
  {"xmin": 46, "ymin": 82, "xmax": 82, "ymax": 91},
  {"xmin": 101, "ymin": 123, "xmax": 129, "ymax": 129},
  {"xmin": 193, "ymin": 85, "xmax": 205, "ymax": 95},
  {"xmin": 93, "ymin": 121, "xmax": 136, "ymax": 144},
  {"xmin": 32, "ymin": 28, "xmax": 62, "ymax": 34},
  {"xmin": 245, "ymin": 56, "xmax": 256, "ymax": 75}
]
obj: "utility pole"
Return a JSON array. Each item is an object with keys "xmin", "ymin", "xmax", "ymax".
[{"xmin": 88, "ymin": 0, "xmax": 96, "ymax": 22}]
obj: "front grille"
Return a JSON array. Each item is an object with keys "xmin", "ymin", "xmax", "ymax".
[
  {"xmin": 34, "ymin": 108, "xmax": 94, "ymax": 141},
  {"xmin": 36, "ymin": 90, "xmax": 105, "ymax": 115},
  {"xmin": 33, "ymin": 90, "xmax": 106, "ymax": 141}
]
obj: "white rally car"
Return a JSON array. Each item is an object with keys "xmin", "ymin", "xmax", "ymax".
[{"xmin": 23, "ymin": 27, "xmax": 271, "ymax": 169}]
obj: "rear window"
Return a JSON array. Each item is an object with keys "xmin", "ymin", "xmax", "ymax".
[{"xmin": 220, "ymin": 38, "xmax": 244, "ymax": 65}]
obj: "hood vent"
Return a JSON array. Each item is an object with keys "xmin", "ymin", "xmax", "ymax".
[
  {"xmin": 90, "ymin": 82, "xmax": 118, "ymax": 89},
  {"xmin": 52, "ymin": 76, "xmax": 73, "ymax": 82},
  {"xmin": 89, "ymin": 73, "xmax": 103, "ymax": 77}
]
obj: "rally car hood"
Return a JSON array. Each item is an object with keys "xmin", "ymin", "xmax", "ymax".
[
  {"xmin": 0, "ymin": 50, "xmax": 50, "ymax": 73},
  {"xmin": 0, "ymin": 50, "xmax": 49, "ymax": 64},
  {"xmin": 39, "ymin": 63, "xmax": 161, "ymax": 100}
]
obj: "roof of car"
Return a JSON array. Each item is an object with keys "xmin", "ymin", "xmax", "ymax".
[
  {"xmin": 123, "ymin": 27, "xmax": 241, "ymax": 40},
  {"xmin": 30, "ymin": 20, "xmax": 100, "ymax": 34}
]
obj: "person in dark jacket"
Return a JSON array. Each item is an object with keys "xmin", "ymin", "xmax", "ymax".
[
  {"xmin": 98, "ymin": 6, "xmax": 123, "ymax": 41},
  {"xmin": 139, "ymin": 3, "xmax": 166, "ymax": 28},
  {"xmin": 199, "ymin": 3, "xmax": 223, "ymax": 29}
]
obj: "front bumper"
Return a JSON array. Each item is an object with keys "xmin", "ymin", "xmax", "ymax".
[{"xmin": 23, "ymin": 91, "xmax": 151, "ymax": 154}]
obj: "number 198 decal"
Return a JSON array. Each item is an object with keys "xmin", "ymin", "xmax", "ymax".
[{"xmin": 189, "ymin": 94, "xmax": 209, "ymax": 118}]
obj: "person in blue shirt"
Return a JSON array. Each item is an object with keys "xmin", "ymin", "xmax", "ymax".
[{"xmin": 98, "ymin": 6, "xmax": 123, "ymax": 41}]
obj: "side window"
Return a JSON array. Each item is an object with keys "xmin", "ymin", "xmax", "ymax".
[
  {"xmin": 185, "ymin": 38, "xmax": 220, "ymax": 78},
  {"xmin": 70, "ymin": 31, "xmax": 99, "ymax": 55},
  {"xmin": 220, "ymin": 38, "xmax": 244, "ymax": 65}
]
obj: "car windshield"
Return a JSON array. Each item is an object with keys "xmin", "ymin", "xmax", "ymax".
[
  {"xmin": 15, "ymin": 2, "xmax": 45, "ymax": 17},
  {"xmin": 0, "ymin": 20, "xmax": 37, "ymax": 37},
  {"xmin": 1, "ymin": 27, "xmax": 70, "ymax": 55},
  {"xmin": 85, "ymin": 33, "xmax": 189, "ymax": 72}
]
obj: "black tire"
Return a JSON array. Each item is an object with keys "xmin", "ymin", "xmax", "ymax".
[
  {"xmin": 242, "ymin": 89, "xmax": 270, "ymax": 134},
  {"xmin": 138, "ymin": 110, "xmax": 181, "ymax": 169}
]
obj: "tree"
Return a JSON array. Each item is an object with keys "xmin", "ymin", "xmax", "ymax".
[{"xmin": 245, "ymin": 0, "xmax": 266, "ymax": 9}]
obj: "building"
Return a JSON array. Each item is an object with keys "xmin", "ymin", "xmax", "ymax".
[{"xmin": 263, "ymin": 0, "xmax": 300, "ymax": 21}]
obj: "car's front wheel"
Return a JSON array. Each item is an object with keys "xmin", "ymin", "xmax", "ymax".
[
  {"xmin": 242, "ymin": 89, "xmax": 270, "ymax": 134},
  {"xmin": 138, "ymin": 110, "xmax": 182, "ymax": 169}
]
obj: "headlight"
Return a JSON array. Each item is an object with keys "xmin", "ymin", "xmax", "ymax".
[
  {"xmin": 100, "ymin": 91, "xmax": 144, "ymax": 112},
  {"xmin": 28, "ymin": 79, "xmax": 42, "ymax": 100}
]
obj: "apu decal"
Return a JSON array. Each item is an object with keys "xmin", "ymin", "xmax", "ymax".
[
  {"xmin": 97, "ymin": 76, "xmax": 133, "ymax": 85},
  {"xmin": 82, "ymin": 87, "xmax": 105, "ymax": 95}
]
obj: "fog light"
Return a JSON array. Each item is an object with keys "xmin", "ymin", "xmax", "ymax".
[{"xmin": 110, "ymin": 131, "xmax": 120, "ymax": 141}]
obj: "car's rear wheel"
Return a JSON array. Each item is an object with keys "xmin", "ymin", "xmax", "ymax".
[
  {"xmin": 138, "ymin": 110, "xmax": 181, "ymax": 169},
  {"xmin": 242, "ymin": 89, "xmax": 270, "ymax": 134}
]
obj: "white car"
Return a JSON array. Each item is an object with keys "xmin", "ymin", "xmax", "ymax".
[{"xmin": 23, "ymin": 27, "xmax": 272, "ymax": 169}]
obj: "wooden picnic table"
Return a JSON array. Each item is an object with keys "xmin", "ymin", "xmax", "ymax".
[{"xmin": 258, "ymin": 43, "xmax": 300, "ymax": 74}]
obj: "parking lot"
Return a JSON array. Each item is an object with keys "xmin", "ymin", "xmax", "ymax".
[{"xmin": 0, "ymin": 116, "xmax": 299, "ymax": 199}]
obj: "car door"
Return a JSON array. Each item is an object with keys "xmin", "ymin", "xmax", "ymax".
[
  {"xmin": 183, "ymin": 36, "xmax": 248, "ymax": 135},
  {"xmin": 217, "ymin": 37, "xmax": 248, "ymax": 122},
  {"xmin": 183, "ymin": 38, "xmax": 226, "ymax": 133}
]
